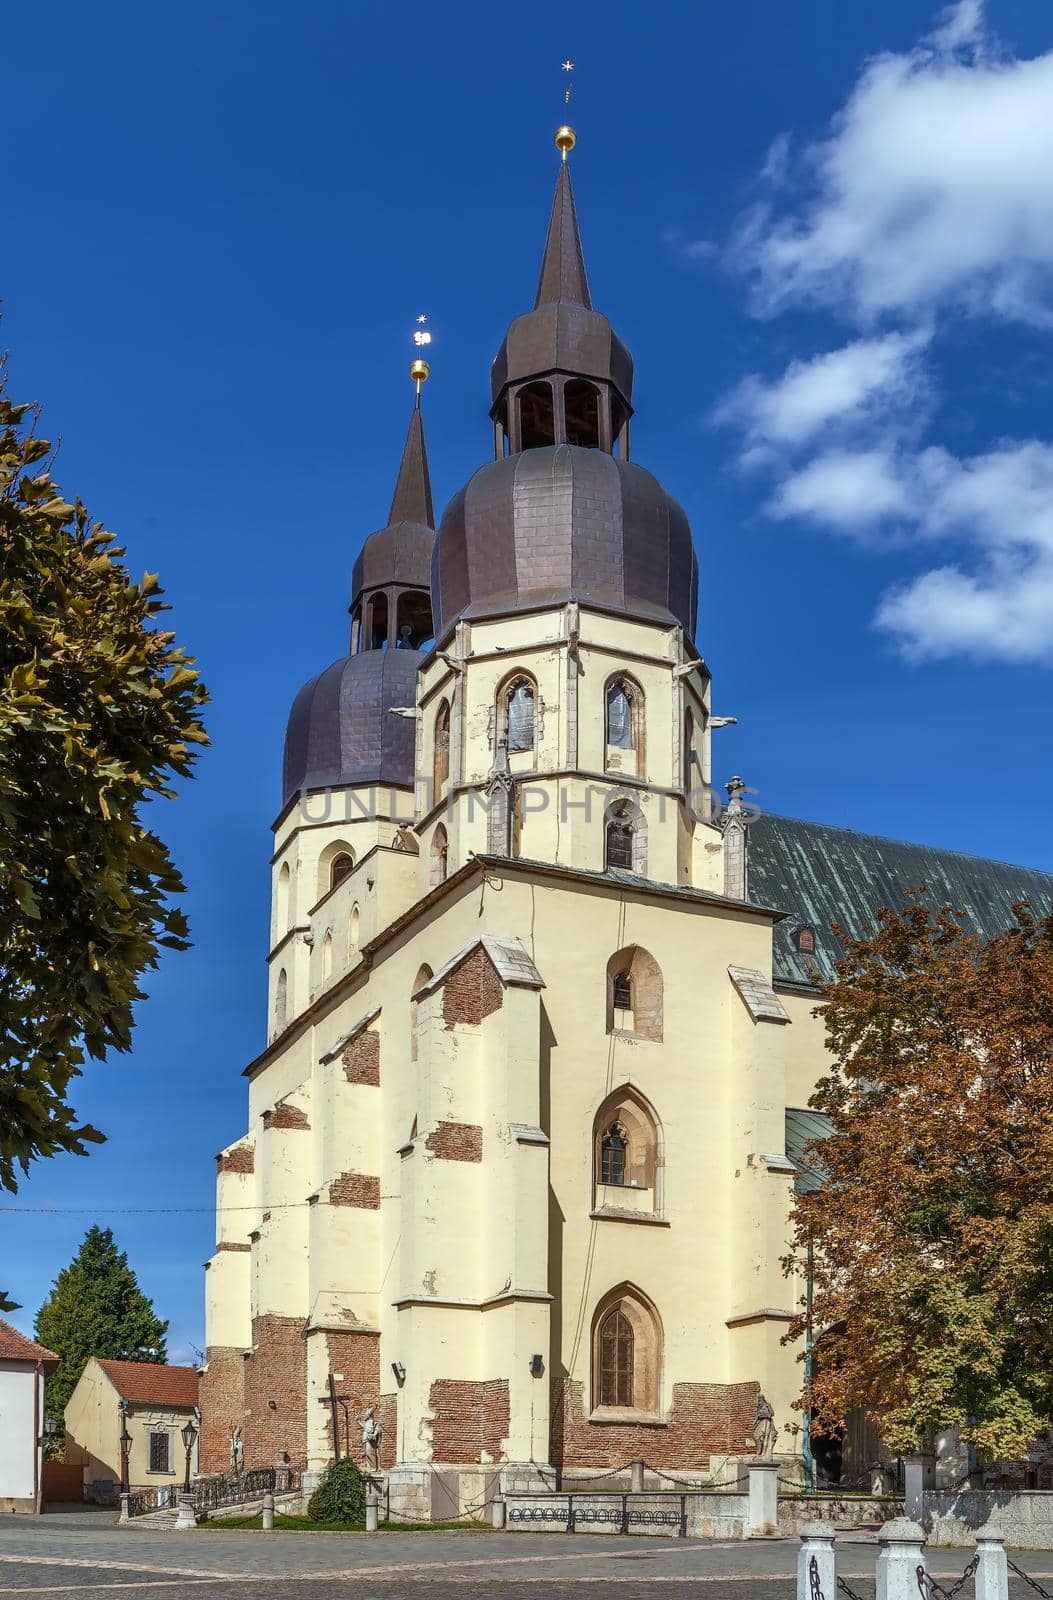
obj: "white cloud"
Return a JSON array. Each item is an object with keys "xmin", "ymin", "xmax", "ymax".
[
  {"xmin": 712, "ymin": 3, "xmax": 1053, "ymax": 664},
  {"xmin": 715, "ymin": 331, "xmax": 930, "ymax": 453},
  {"xmin": 734, "ymin": 1, "xmax": 1053, "ymax": 327},
  {"xmin": 770, "ymin": 439, "xmax": 1053, "ymax": 661}
]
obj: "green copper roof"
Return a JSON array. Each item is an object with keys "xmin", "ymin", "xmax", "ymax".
[
  {"xmin": 750, "ymin": 813, "xmax": 1053, "ymax": 989},
  {"xmin": 785, "ymin": 1107, "xmax": 833, "ymax": 1194}
]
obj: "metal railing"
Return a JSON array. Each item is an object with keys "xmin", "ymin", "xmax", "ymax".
[
  {"xmin": 126, "ymin": 1467, "xmax": 300, "ymax": 1518},
  {"xmin": 507, "ymin": 1491, "xmax": 689, "ymax": 1536}
]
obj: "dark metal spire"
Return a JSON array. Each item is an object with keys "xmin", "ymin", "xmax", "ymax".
[
  {"xmin": 534, "ymin": 162, "xmax": 592, "ymax": 310},
  {"xmin": 387, "ymin": 404, "xmax": 435, "ymax": 529}
]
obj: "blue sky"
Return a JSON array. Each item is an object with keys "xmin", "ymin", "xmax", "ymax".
[{"xmin": 4, "ymin": 0, "xmax": 1053, "ymax": 1360}]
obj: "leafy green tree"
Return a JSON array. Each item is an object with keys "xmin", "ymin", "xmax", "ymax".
[
  {"xmin": 785, "ymin": 900, "xmax": 1053, "ymax": 1463},
  {"xmin": 0, "ymin": 351, "xmax": 208, "ymax": 1191},
  {"xmin": 35, "ymin": 1225, "xmax": 168, "ymax": 1432},
  {"xmin": 307, "ymin": 1457, "xmax": 366, "ymax": 1524}
]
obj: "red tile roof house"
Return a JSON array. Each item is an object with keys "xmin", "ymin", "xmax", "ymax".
[
  {"xmin": 64, "ymin": 1358, "xmax": 200, "ymax": 1504},
  {"xmin": 0, "ymin": 1318, "xmax": 60, "ymax": 1513}
]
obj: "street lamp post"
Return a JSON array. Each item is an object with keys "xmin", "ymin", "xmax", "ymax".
[
  {"xmin": 175, "ymin": 1418, "xmax": 198, "ymax": 1530},
  {"xmin": 180, "ymin": 1419, "xmax": 198, "ymax": 1495},
  {"xmin": 118, "ymin": 1404, "xmax": 133, "ymax": 1523},
  {"xmin": 118, "ymin": 1405, "xmax": 132, "ymax": 1494}
]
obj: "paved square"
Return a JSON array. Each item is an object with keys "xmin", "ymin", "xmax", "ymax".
[{"xmin": 3, "ymin": 1513, "xmax": 1052, "ymax": 1600}]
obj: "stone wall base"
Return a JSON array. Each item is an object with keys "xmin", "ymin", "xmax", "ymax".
[{"xmin": 386, "ymin": 1462, "xmax": 554, "ymax": 1524}]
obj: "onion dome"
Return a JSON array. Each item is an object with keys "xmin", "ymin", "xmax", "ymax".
[
  {"xmin": 490, "ymin": 164, "xmax": 633, "ymax": 440},
  {"xmin": 434, "ymin": 139, "xmax": 698, "ymax": 643},
  {"xmin": 349, "ymin": 405, "xmax": 435, "ymax": 653},
  {"xmin": 281, "ymin": 394, "xmax": 435, "ymax": 807},
  {"xmin": 282, "ymin": 648, "xmax": 421, "ymax": 806},
  {"xmin": 433, "ymin": 444, "xmax": 697, "ymax": 640}
]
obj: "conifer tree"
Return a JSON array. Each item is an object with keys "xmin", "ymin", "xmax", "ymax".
[{"xmin": 35, "ymin": 1226, "xmax": 168, "ymax": 1432}]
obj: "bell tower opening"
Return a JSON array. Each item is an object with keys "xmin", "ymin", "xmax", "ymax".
[
  {"xmin": 564, "ymin": 379, "xmax": 601, "ymax": 449},
  {"xmin": 518, "ymin": 381, "xmax": 556, "ymax": 450}
]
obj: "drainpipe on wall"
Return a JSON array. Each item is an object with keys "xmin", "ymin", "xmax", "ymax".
[
  {"xmin": 33, "ymin": 1359, "xmax": 41, "ymax": 1513},
  {"xmin": 802, "ymin": 1243, "xmax": 815, "ymax": 1492}
]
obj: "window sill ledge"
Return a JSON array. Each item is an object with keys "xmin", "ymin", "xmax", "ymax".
[
  {"xmin": 587, "ymin": 1407, "xmax": 667, "ymax": 1427},
  {"xmin": 590, "ymin": 1207, "xmax": 668, "ymax": 1227}
]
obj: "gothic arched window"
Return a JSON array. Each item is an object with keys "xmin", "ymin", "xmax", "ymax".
[
  {"xmin": 330, "ymin": 852, "xmax": 354, "ymax": 891},
  {"xmin": 431, "ymin": 824, "xmax": 448, "ymax": 888},
  {"xmin": 276, "ymin": 861, "xmax": 291, "ymax": 935},
  {"xmin": 605, "ymin": 809, "xmax": 634, "ymax": 871},
  {"xmin": 274, "ymin": 969, "xmax": 288, "ymax": 1035},
  {"xmin": 410, "ymin": 964, "xmax": 433, "ymax": 1064},
  {"xmin": 503, "ymin": 676, "xmax": 536, "ymax": 755},
  {"xmin": 604, "ymin": 799, "xmax": 646, "ymax": 876},
  {"xmin": 598, "ymin": 1308, "xmax": 634, "ymax": 1408},
  {"xmin": 605, "ymin": 676, "xmax": 644, "ymax": 776},
  {"xmin": 433, "ymin": 700, "xmax": 450, "ymax": 794},
  {"xmin": 600, "ymin": 1123, "xmax": 628, "ymax": 1186},
  {"xmin": 606, "ymin": 945, "xmax": 662, "ymax": 1041},
  {"xmin": 592, "ymin": 1287, "xmax": 662, "ymax": 1415}
]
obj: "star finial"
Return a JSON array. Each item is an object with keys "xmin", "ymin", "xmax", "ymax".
[
  {"xmin": 556, "ymin": 59, "xmax": 577, "ymax": 160},
  {"xmin": 409, "ymin": 314, "xmax": 432, "ymax": 401}
]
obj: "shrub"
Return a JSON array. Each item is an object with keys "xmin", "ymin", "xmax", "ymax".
[{"xmin": 307, "ymin": 1458, "xmax": 366, "ymax": 1524}]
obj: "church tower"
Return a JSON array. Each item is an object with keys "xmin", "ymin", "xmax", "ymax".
[{"xmin": 202, "ymin": 129, "xmax": 800, "ymax": 1515}]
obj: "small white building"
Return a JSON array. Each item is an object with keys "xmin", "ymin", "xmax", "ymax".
[{"xmin": 0, "ymin": 1317, "xmax": 59, "ymax": 1513}]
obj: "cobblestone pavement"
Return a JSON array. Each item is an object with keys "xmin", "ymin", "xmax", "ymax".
[{"xmin": 3, "ymin": 1516, "xmax": 1053, "ymax": 1600}]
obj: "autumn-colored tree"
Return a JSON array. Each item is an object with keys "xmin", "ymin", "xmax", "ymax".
[
  {"xmin": 786, "ymin": 899, "xmax": 1053, "ymax": 1463},
  {"xmin": 0, "ymin": 350, "xmax": 208, "ymax": 1191}
]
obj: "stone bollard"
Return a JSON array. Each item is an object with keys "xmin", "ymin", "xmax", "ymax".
[
  {"xmin": 903, "ymin": 1456, "xmax": 935, "ymax": 1524},
  {"xmin": 118, "ymin": 1493, "xmax": 130, "ymax": 1524},
  {"xmin": 174, "ymin": 1492, "xmax": 197, "ymax": 1531},
  {"xmin": 974, "ymin": 1524, "xmax": 1008, "ymax": 1600},
  {"xmin": 797, "ymin": 1522, "xmax": 837, "ymax": 1600},
  {"xmin": 876, "ymin": 1517, "xmax": 927, "ymax": 1600},
  {"xmin": 748, "ymin": 1460, "xmax": 780, "ymax": 1537},
  {"xmin": 365, "ymin": 1490, "xmax": 380, "ymax": 1533},
  {"xmin": 631, "ymin": 1458, "xmax": 645, "ymax": 1495},
  {"xmin": 491, "ymin": 1495, "xmax": 506, "ymax": 1530},
  {"xmin": 261, "ymin": 1491, "xmax": 274, "ymax": 1532}
]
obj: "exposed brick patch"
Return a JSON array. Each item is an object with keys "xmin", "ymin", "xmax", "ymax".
[
  {"xmin": 425, "ymin": 1121, "xmax": 482, "ymax": 1163},
  {"xmin": 242, "ymin": 1315, "xmax": 308, "ymax": 1470},
  {"xmin": 322, "ymin": 1330, "xmax": 394, "ymax": 1468},
  {"xmin": 377, "ymin": 1393, "xmax": 397, "ymax": 1470},
  {"xmin": 329, "ymin": 1172, "xmax": 380, "ymax": 1209},
  {"xmin": 199, "ymin": 1346, "xmax": 246, "ymax": 1475},
  {"xmin": 262, "ymin": 1100, "xmax": 310, "ymax": 1131},
  {"xmin": 442, "ymin": 946, "xmax": 503, "ymax": 1027},
  {"xmin": 551, "ymin": 1378, "xmax": 759, "ymax": 1470},
  {"xmin": 217, "ymin": 1144, "xmax": 254, "ymax": 1175},
  {"xmin": 342, "ymin": 1030, "xmax": 380, "ymax": 1086},
  {"xmin": 428, "ymin": 1379, "xmax": 510, "ymax": 1462},
  {"xmin": 215, "ymin": 1241, "xmax": 251, "ymax": 1253}
]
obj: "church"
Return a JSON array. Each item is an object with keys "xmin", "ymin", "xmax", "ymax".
[{"xmin": 200, "ymin": 125, "xmax": 1053, "ymax": 1517}]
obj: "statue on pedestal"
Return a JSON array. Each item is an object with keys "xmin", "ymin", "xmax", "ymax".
[
  {"xmin": 751, "ymin": 1393, "xmax": 778, "ymax": 1460},
  {"xmin": 358, "ymin": 1406, "xmax": 382, "ymax": 1472},
  {"xmin": 228, "ymin": 1423, "xmax": 244, "ymax": 1478}
]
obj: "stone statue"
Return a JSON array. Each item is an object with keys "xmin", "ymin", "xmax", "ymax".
[
  {"xmin": 358, "ymin": 1406, "xmax": 382, "ymax": 1472},
  {"xmin": 752, "ymin": 1393, "xmax": 778, "ymax": 1459},
  {"xmin": 229, "ymin": 1423, "xmax": 244, "ymax": 1478}
]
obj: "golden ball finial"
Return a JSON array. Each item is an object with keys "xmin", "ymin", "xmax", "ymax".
[
  {"xmin": 555, "ymin": 123, "xmax": 577, "ymax": 160},
  {"xmin": 410, "ymin": 358, "xmax": 430, "ymax": 384}
]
